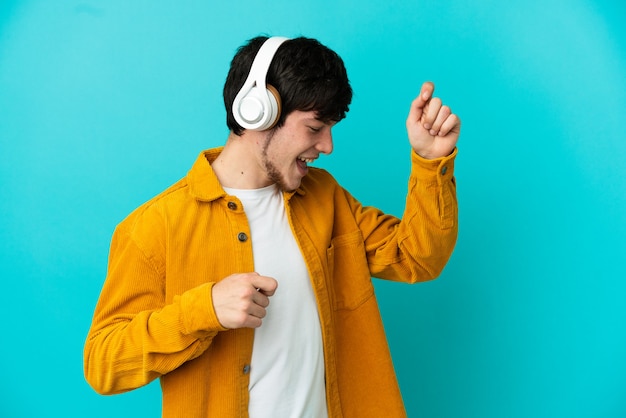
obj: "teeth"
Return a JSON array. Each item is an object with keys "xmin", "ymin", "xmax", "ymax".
[{"xmin": 298, "ymin": 157, "xmax": 315, "ymax": 163}]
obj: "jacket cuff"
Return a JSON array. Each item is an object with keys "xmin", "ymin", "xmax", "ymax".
[
  {"xmin": 410, "ymin": 147, "xmax": 457, "ymax": 185},
  {"xmin": 180, "ymin": 282, "xmax": 228, "ymax": 336}
]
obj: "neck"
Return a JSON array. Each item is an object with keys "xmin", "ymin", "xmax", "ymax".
[{"xmin": 212, "ymin": 132, "xmax": 272, "ymax": 189}]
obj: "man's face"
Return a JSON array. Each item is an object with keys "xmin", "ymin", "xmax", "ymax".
[{"xmin": 259, "ymin": 110, "xmax": 335, "ymax": 192}]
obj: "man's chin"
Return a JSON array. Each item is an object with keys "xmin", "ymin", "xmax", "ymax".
[
  {"xmin": 267, "ymin": 167, "xmax": 303, "ymax": 193},
  {"xmin": 276, "ymin": 179, "xmax": 301, "ymax": 193},
  {"xmin": 277, "ymin": 184, "xmax": 298, "ymax": 193}
]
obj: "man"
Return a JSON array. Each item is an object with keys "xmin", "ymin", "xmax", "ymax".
[{"xmin": 84, "ymin": 36, "xmax": 460, "ymax": 418}]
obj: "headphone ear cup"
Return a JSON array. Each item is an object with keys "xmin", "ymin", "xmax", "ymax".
[
  {"xmin": 234, "ymin": 84, "xmax": 282, "ymax": 131},
  {"xmin": 234, "ymin": 86, "xmax": 264, "ymax": 129}
]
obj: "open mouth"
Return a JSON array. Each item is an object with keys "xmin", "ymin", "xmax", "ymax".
[{"xmin": 297, "ymin": 156, "xmax": 315, "ymax": 173}]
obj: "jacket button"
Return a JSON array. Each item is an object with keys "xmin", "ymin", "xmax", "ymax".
[
  {"xmin": 227, "ymin": 201, "xmax": 237, "ymax": 210},
  {"xmin": 441, "ymin": 166, "xmax": 448, "ymax": 175},
  {"xmin": 243, "ymin": 364, "xmax": 251, "ymax": 374},
  {"xmin": 237, "ymin": 232, "xmax": 248, "ymax": 242}
]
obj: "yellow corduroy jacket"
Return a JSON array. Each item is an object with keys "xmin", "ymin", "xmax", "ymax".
[{"xmin": 84, "ymin": 147, "xmax": 458, "ymax": 417}]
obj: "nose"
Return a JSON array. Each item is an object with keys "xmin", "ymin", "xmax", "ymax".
[{"xmin": 316, "ymin": 130, "xmax": 333, "ymax": 155}]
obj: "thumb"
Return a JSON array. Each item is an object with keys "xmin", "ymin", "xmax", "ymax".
[
  {"xmin": 252, "ymin": 275, "xmax": 278, "ymax": 297},
  {"xmin": 407, "ymin": 81, "xmax": 435, "ymax": 123}
]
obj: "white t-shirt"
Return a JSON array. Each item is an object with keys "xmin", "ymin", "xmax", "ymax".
[{"xmin": 223, "ymin": 185, "xmax": 327, "ymax": 418}]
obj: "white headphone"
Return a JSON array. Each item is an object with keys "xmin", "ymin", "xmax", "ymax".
[{"xmin": 232, "ymin": 36, "xmax": 290, "ymax": 131}]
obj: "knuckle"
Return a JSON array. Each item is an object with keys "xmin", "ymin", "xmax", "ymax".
[
  {"xmin": 240, "ymin": 286, "xmax": 255, "ymax": 298},
  {"xmin": 236, "ymin": 312, "xmax": 248, "ymax": 325}
]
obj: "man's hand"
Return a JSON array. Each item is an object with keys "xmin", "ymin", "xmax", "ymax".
[
  {"xmin": 406, "ymin": 81, "xmax": 461, "ymax": 159},
  {"xmin": 211, "ymin": 272, "xmax": 278, "ymax": 329}
]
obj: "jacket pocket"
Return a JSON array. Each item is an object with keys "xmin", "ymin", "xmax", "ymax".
[{"xmin": 326, "ymin": 231, "xmax": 374, "ymax": 311}]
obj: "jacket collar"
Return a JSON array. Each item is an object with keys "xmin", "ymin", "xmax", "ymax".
[{"xmin": 187, "ymin": 148, "xmax": 306, "ymax": 202}]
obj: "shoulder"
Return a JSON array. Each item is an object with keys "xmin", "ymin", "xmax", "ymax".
[{"xmin": 115, "ymin": 177, "xmax": 190, "ymax": 236}]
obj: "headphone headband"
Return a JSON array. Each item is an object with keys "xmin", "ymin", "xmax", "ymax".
[{"xmin": 232, "ymin": 36, "xmax": 290, "ymax": 131}]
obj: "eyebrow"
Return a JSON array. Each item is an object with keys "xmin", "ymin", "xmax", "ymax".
[{"xmin": 303, "ymin": 117, "xmax": 334, "ymax": 126}]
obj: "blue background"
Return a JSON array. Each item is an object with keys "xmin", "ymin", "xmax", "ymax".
[{"xmin": 1, "ymin": 1, "xmax": 625, "ymax": 417}]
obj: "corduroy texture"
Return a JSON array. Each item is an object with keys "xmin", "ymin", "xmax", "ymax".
[{"xmin": 84, "ymin": 147, "xmax": 458, "ymax": 417}]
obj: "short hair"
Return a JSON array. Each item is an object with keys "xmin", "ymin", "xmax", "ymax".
[{"xmin": 224, "ymin": 36, "xmax": 353, "ymax": 135}]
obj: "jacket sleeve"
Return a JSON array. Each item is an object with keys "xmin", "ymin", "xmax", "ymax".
[
  {"xmin": 83, "ymin": 216, "xmax": 227, "ymax": 395},
  {"xmin": 351, "ymin": 148, "xmax": 458, "ymax": 282}
]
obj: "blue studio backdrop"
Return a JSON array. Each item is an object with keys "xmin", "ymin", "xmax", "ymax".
[{"xmin": 1, "ymin": 1, "xmax": 625, "ymax": 417}]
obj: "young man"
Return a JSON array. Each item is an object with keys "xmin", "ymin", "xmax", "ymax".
[{"xmin": 84, "ymin": 36, "xmax": 460, "ymax": 417}]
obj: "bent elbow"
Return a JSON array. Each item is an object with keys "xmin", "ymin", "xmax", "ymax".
[
  {"xmin": 84, "ymin": 350, "xmax": 121, "ymax": 395},
  {"xmin": 83, "ymin": 337, "xmax": 133, "ymax": 396},
  {"xmin": 411, "ymin": 241, "xmax": 457, "ymax": 282}
]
